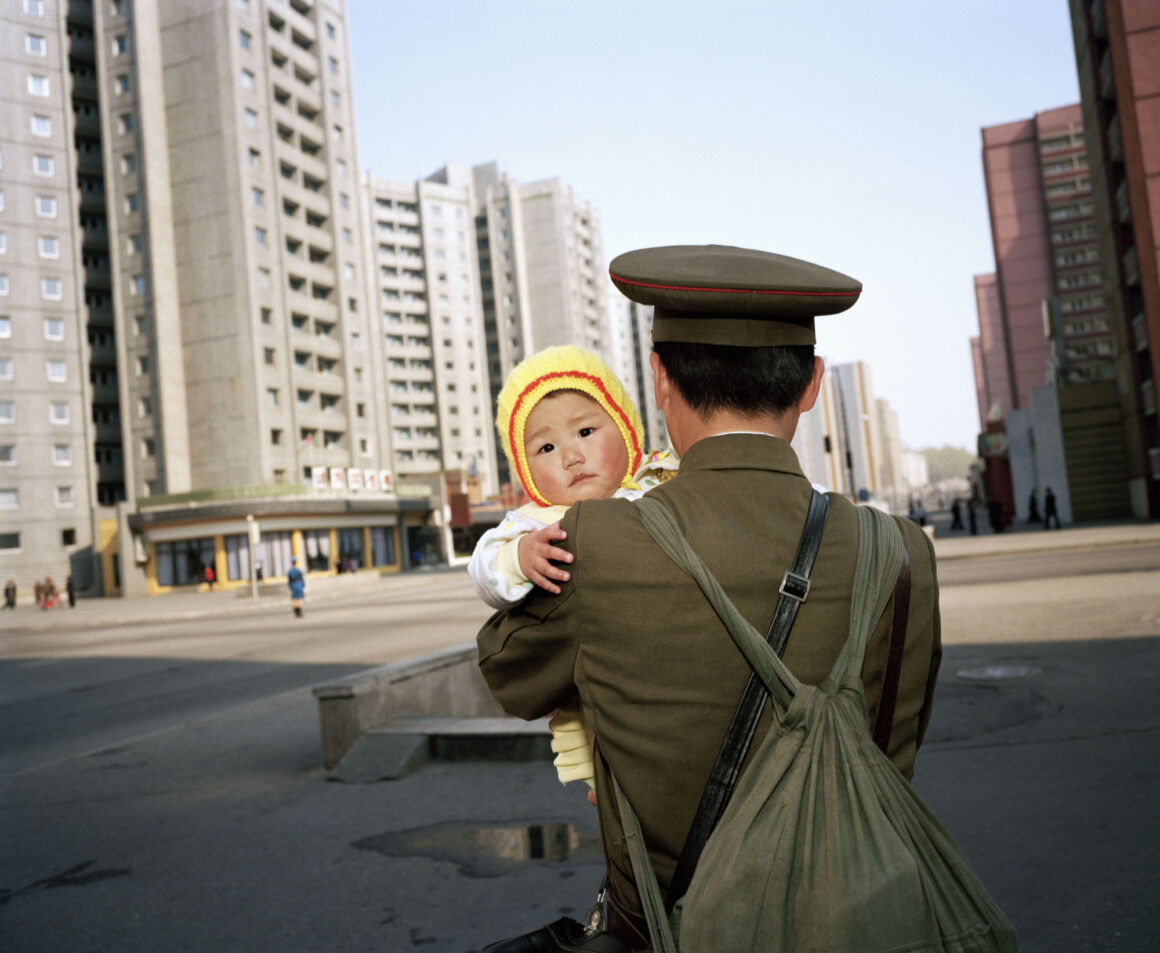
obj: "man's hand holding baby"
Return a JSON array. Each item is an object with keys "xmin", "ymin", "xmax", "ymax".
[{"xmin": 517, "ymin": 521, "xmax": 573, "ymax": 594}]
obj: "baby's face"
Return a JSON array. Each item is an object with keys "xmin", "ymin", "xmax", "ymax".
[{"xmin": 523, "ymin": 391, "xmax": 629, "ymax": 506}]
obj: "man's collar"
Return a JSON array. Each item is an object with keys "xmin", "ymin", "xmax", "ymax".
[{"xmin": 679, "ymin": 432, "xmax": 807, "ymax": 478}]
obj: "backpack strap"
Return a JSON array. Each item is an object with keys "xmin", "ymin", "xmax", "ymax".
[
  {"xmin": 872, "ymin": 544, "xmax": 911, "ymax": 753},
  {"xmin": 665, "ymin": 488, "xmax": 829, "ymax": 910}
]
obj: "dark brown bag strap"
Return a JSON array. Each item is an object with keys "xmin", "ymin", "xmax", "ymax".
[{"xmin": 872, "ymin": 543, "xmax": 911, "ymax": 752}]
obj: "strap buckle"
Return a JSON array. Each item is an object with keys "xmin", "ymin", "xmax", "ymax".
[{"xmin": 779, "ymin": 571, "xmax": 810, "ymax": 603}]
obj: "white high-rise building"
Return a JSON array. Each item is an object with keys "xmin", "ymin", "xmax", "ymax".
[
  {"xmin": 362, "ymin": 167, "xmax": 498, "ymax": 495},
  {"xmin": 1, "ymin": 0, "xmax": 97, "ymax": 586}
]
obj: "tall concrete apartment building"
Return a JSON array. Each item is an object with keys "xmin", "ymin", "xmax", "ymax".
[
  {"xmin": 361, "ymin": 166, "xmax": 498, "ymax": 495},
  {"xmin": 471, "ymin": 163, "xmax": 610, "ymax": 486},
  {"xmin": 2, "ymin": 0, "xmax": 98, "ymax": 585},
  {"xmin": 1070, "ymin": 0, "xmax": 1160, "ymax": 518},
  {"xmin": 2, "ymin": 0, "xmax": 438, "ymax": 598},
  {"xmin": 972, "ymin": 104, "xmax": 1132, "ymax": 521}
]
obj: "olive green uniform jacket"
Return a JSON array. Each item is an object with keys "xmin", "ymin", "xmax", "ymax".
[{"xmin": 477, "ymin": 434, "xmax": 942, "ymax": 935}]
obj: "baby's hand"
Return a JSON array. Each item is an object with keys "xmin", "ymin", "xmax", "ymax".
[{"xmin": 517, "ymin": 522, "xmax": 573, "ymax": 594}]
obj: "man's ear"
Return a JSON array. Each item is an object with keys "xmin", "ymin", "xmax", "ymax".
[
  {"xmin": 796, "ymin": 356, "xmax": 825, "ymax": 415},
  {"xmin": 650, "ymin": 350, "xmax": 670, "ymax": 412}
]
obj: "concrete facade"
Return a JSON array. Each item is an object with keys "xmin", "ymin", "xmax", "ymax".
[
  {"xmin": 1070, "ymin": 0, "xmax": 1160, "ymax": 518},
  {"xmin": 1, "ymin": 0, "xmax": 99, "ymax": 589}
]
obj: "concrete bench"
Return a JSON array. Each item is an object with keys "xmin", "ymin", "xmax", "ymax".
[{"xmin": 312, "ymin": 642, "xmax": 534, "ymax": 771}]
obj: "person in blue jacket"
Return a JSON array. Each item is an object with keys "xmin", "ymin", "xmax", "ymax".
[{"xmin": 287, "ymin": 557, "xmax": 306, "ymax": 618}]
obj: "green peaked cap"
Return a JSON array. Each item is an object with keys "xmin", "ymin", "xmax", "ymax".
[{"xmin": 609, "ymin": 244, "xmax": 862, "ymax": 346}]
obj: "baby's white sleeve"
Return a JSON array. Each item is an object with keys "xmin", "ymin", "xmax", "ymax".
[{"xmin": 468, "ymin": 510, "xmax": 541, "ymax": 609}]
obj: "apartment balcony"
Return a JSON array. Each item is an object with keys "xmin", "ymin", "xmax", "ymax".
[
  {"xmin": 1115, "ymin": 179, "xmax": 1132, "ymax": 224},
  {"xmin": 1132, "ymin": 312, "xmax": 1149, "ymax": 352},
  {"xmin": 1098, "ymin": 47, "xmax": 1115, "ymax": 100},
  {"xmin": 1090, "ymin": 0, "xmax": 1108, "ymax": 39},
  {"xmin": 1142, "ymin": 379, "xmax": 1156, "ymax": 417},
  {"xmin": 70, "ymin": 70, "xmax": 98, "ymax": 100},
  {"xmin": 1107, "ymin": 113, "xmax": 1123, "ymax": 162},
  {"xmin": 1122, "ymin": 245, "xmax": 1140, "ymax": 286},
  {"xmin": 68, "ymin": 31, "xmax": 95, "ymax": 61}
]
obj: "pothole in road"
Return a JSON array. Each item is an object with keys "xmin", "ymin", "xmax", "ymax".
[{"xmin": 352, "ymin": 821, "xmax": 601, "ymax": 877}]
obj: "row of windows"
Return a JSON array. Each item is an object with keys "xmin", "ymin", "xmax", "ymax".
[
  {"xmin": 0, "ymin": 527, "xmax": 79, "ymax": 553},
  {"xmin": 0, "ymin": 358, "xmax": 71, "ymax": 383},
  {"xmin": 0, "ymin": 274, "xmax": 64, "ymax": 299},
  {"xmin": 0, "ymin": 399, "xmax": 73, "ymax": 424},
  {"xmin": 0, "ymin": 486, "xmax": 76, "ymax": 509},
  {"xmin": 0, "ymin": 317, "xmax": 65, "ymax": 339},
  {"xmin": 0, "ymin": 442, "xmax": 75, "ymax": 466}
]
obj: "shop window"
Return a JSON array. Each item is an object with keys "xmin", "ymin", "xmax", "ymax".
[
  {"xmin": 303, "ymin": 528, "xmax": 331, "ymax": 572},
  {"xmin": 370, "ymin": 526, "xmax": 396, "ymax": 567},
  {"xmin": 336, "ymin": 527, "xmax": 364, "ymax": 571},
  {"xmin": 155, "ymin": 537, "xmax": 216, "ymax": 587}
]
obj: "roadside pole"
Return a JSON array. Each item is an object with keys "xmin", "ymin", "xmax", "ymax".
[{"xmin": 246, "ymin": 514, "xmax": 260, "ymax": 603}]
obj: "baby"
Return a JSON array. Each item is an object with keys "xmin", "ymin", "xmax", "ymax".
[{"xmin": 469, "ymin": 345, "xmax": 677, "ymax": 787}]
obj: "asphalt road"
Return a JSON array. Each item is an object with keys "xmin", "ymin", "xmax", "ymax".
[{"xmin": 1, "ymin": 544, "xmax": 1158, "ymax": 951}]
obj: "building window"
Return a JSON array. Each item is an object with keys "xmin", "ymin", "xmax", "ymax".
[
  {"xmin": 241, "ymin": 68, "xmax": 255, "ymax": 89},
  {"xmin": 50, "ymin": 401, "xmax": 68, "ymax": 423},
  {"xmin": 244, "ymin": 108, "xmax": 257, "ymax": 128},
  {"xmin": 28, "ymin": 74, "xmax": 50, "ymax": 96},
  {"xmin": 62, "ymin": 528, "xmax": 76, "ymax": 545},
  {"xmin": 26, "ymin": 34, "xmax": 47, "ymax": 55},
  {"xmin": 248, "ymin": 148, "xmax": 260, "ymax": 167},
  {"xmin": 264, "ymin": 347, "xmax": 275, "ymax": 365},
  {"xmin": 270, "ymin": 428, "xmax": 282, "ymax": 446},
  {"xmin": 41, "ymin": 277, "xmax": 63, "ymax": 300},
  {"xmin": 252, "ymin": 187, "xmax": 263, "ymax": 206},
  {"xmin": 25, "ymin": 0, "xmax": 46, "ymax": 14},
  {"xmin": 0, "ymin": 489, "xmax": 18, "ymax": 509},
  {"xmin": 53, "ymin": 444, "xmax": 72, "ymax": 465},
  {"xmin": 44, "ymin": 317, "xmax": 64, "ymax": 339},
  {"xmin": 54, "ymin": 485, "xmax": 75, "ymax": 507},
  {"xmin": 0, "ymin": 445, "xmax": 16, "ymax": 465},
  {"xmin": 0, "ymin": 317, "xmax": 10, "ymax": 337},
  {"xmin": 254, "ymin": 226, "xmax": 267, "ymax": 245},
  {"xmin": 0, "ymin": 532, "xmax": 20, "ymax": 552},
  {"xmin": 136, "ymin": 355, "xmax": 148, "ymax": 375},
  {"xmin": 155, "ymin": 538, "xmax": 216, "ymax": 587},
  {"xmin": 36, "ymin": 195, "xmax": 57, "ymax": 217},
  {"xmin": 119, "ymin": 113, "xmax": 134, "ymax": 134},
  {"xmin": 0, "ymin": 275, "xmax": 7, "ymax": 296},
  {"xmin": 127, "ymin": 233, "xmax": 143, "ymax": 254},
  {"xmin": 0, "ymin": 401, "xmax": 14, "ymax": 423},
  {"xmin": 39, "ymin": 235, "xmax": 60, "ymax": 258},
  {"xmin": 31, "ymin": 115, "xmax": 52, "ymax": 137},
  {"xmin": 0, "ymin": 358, "xmax": 11, "ymax": 381},
  {"xmin": 126, "ymin": 193, "xmax": 139, "ymax": 213},
  {"xmin": 121, "ymin": 154, "xmax": 137, "ymax": 177},
  {"xmin": 239, "ymin": 30, "xmax": 251, "ymax": 50},
  {"xmin": 115, "ymin": 73, "xmax": 130, "ymax": 94},
  {"xmin": 131, "ymin": 274, "xmax": 146, "ymax": 295},
  {"xmin": 47, "ymin": 359, "xmax": 67, "ymax": 382},
  {"xmin": 33, "ymin": 154, "xmax": 54, "ymax": 176},
  {"xmin": 113, "ymin": 35, "xmax": 127, "ymax": 55}
]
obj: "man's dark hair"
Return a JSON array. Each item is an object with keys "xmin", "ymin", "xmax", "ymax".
[{"xmin": 653, "ymin": 341, "xmax": 816, "ymax": 417}]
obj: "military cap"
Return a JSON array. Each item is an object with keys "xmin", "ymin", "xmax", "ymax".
[{"xmin": 608, "ymin": 244, "xmax": 861, "ymax": 346}]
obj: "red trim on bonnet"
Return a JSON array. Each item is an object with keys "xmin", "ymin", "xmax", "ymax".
[
  {"xmin": 609, "ymin": 272, "xmax": 861, "ymax": 297},
  {"xmin": 509, "ymin": 370, "xmax": 643, "ymax": 507}
]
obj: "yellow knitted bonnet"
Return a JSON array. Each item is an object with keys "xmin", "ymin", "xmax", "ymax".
[{"xmin": 496, "ymin": 345, "xmax": 644, "ymax": 507}]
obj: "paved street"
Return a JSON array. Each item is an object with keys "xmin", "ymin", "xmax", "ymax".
[{"xmin": 1, "ymin": 523, "xmax": 1158, "ymax": 951}]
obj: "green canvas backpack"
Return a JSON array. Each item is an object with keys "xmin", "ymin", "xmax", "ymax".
[{"xmin": 613, "ymin": 497, "xmax": 1018, "ymax": 953}]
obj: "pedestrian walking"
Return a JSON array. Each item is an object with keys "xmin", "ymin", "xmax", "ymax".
[
  {"xmin": 1028, "ymin": 489, "xmax": 1042, "ymax": 523},
  {"xmin": 950, "ymin": 498, "xmax": 964, "ymax": 531},
  {"xmin": 66, "ymin": 575, "xmax": 75, "ymax": 608},
  {"xmin": 287, "ymin": 557, "xmax": 306, "ymax": 618},
  {"xmin": 1044, "ymin": 486, "xmax": 1061, "ymax": 529},
  {"xmin": 968, "ymin": 497, "xmax": 978, "ymax": 535},
  {"xmin": 4, "ymin": 579, "xmax": 15, "ymax": 609}
]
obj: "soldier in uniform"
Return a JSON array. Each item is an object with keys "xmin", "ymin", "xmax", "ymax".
[{"xmin": 477, "ymin": 245, "xmax": 942, "ymax": 947}]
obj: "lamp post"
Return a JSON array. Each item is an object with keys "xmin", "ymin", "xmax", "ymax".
[{"xmin": 246, "ymin": 514, "xmax": 260, "ymax": 603}]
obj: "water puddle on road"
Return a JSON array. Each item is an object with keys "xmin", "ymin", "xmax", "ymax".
[{"xmin": 352, "ymin": 821, "xmax": 601, "ymax": 877}]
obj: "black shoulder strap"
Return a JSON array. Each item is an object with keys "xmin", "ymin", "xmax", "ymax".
[{"xmin": 665, "ymin": 488, "xmax": 830, "ymax": 911}]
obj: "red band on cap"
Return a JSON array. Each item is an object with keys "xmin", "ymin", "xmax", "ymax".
[{"xmin": 609, "ymin": 272, "xmax": 861, "ymax": 298}]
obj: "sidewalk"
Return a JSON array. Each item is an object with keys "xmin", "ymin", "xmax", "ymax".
[
  {"xmin": 0, "ymin": 565, "xmax": 460, "ymax": 633},
  {"xmin": 5, "ymin": 516, "xmax": 1156, "ymax": 633}
]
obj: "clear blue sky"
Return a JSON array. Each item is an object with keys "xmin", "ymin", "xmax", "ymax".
[{"xmin": 346, "ymin": 0, "xmax": 1081, "ymax": 453}]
